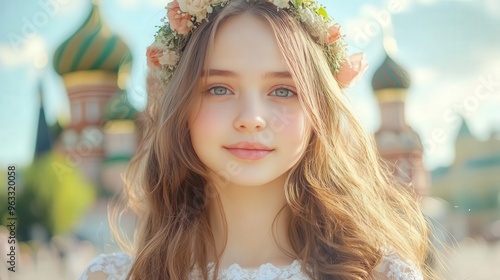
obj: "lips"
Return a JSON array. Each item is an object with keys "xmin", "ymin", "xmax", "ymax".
[
  {"xmin": 223, "ymin": 141, "xmax": 274, "ymax": 160},
  {"xmin": 224, "ymin": 141, "xmax": 273, "ymax": 150}
]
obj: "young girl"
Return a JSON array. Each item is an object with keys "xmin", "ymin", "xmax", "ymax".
[{"xmin": 79, "ymin": 0, "xmax": 436, "ymax": 279}]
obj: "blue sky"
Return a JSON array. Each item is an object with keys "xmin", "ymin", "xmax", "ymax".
[{"xmin": 0, "ymin": 0, "xmax": 499, "ymax": 170}]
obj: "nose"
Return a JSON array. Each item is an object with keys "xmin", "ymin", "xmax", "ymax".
[{"xmin": 233, "ymin": 96, "xmax": 267, "ymax": 132}]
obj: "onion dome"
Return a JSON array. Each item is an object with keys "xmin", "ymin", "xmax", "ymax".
[
  {"xmin": 53, "ymin": 3, "xmax": 131, "ymax": 76},
  {"xmin": 371, "ymin": 54, "xmax": 411, "ymax": 91},
  {"xmin": 103, "ymin": 90, "xmax": 138, "ymax": 122}
]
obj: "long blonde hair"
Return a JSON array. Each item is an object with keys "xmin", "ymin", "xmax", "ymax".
[{"xmin": 111, "ymin": 1, "xmax": 436, "ymax": 279}]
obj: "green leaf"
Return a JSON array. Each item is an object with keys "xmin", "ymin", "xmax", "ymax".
[
  {"xmin": 317, "ymin": 7, "xmax": 329, "ymax": 19},
  {"xmin": 292, "ymin": 0, "xmax": 302, "ymax": 8}
]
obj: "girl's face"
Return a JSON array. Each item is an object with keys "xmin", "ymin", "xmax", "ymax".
[{"xmin": 189, "ymin": 13, "xmax": 311, "ymax": 188}]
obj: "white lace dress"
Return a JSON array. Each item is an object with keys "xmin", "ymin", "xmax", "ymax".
[{"xmin": 77, "ymin": 251, "xmax": 423, "ymax": 280}]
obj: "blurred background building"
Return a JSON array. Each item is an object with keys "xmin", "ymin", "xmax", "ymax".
[
  {"xmin": 52, "ymin": 2, "xmax": 139, "ymax": 193},
  {"xmin": 432, "ymin": 120, "xmax": 500, "ymax": 241},
  {"xmin": 369, "ymin": 31, "xmax": 500, "ymax": 277},
  {"xmin": 1, "ymin": 3, "xmax": 142, "ymax": 279},
  {"xmin": 49, "ymin": 2, "xmax": 142, "ymax": 247},
  {"xmin": 371, "ymin": 45, "xmax": 430, "ymax": 197}
]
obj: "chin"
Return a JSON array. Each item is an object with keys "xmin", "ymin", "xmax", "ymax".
[{"xmin": 228, "ymin": 173, "xmax": 287, "ymax": 188}]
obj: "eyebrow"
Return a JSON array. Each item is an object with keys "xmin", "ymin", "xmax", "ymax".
[{"xmin": 202, "ymin": 69, "xmax": 293, "ymax": 79}]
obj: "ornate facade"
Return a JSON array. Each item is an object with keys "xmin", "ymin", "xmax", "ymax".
[
  {"xmin": 371, "ymin": 52, "xmax": 430, "ymax": 196},
  {"xmin": 53, "ymin": 2, "xmax": 139, "ymax": 193},
  {"xmin": 432, "ymin": 121, "xmax": 500, "ymax": 240}
]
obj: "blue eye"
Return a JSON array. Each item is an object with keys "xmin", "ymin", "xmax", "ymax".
[
  {"xmin": 208, "ymin": 86, "xmax": 231, "ymax": 95},
  {"xmin": 271, "ymin": 88, "xmax": 295, "ymax": 98}
]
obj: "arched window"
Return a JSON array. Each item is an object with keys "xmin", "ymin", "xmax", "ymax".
[
  {"xmin": 71, "ymin": 100, "xmax": 82, "ymax": 124},
  {"xmin": 86, "ymin": 99, "xmax": 100, "ymax": 123}
]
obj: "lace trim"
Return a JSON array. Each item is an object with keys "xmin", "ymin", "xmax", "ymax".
[
  {"xmin": 375, "ymin": 253, "xmax": 424, "ymax": 280},
  {"xmin": 189, "ymin": 259, "xmax": 309, "ymax": 279},
  {"xmin": 78, "ymin": 251, "xmax": 423, "ymax": 280},
  {"xmin": 78, "ymin": 252, "xmax": 132, "ymax": 280}
]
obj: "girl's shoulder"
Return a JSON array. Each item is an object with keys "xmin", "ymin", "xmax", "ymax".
[{"xmin": 77, "ymin": 252, "xmax": 133, "ymax": 280}]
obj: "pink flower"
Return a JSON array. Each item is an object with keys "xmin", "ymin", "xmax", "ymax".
[
  {"xmin": 336, "ymin": 53, "xmax": 369, "ymax": 88},
  {"xmin": 167, "ymin": 0, "xmax": 193, "ymax": 35},
  {"xmin": 146, "ymin": 46, "xmax": 163, "ymax": 67},
  {"xmin": 146, "ymin": 45, "xmax": 180, "ymax": 68},
  {"xmin": 326, "ymin": 24, "xmax": 341, "ymax": 44}
]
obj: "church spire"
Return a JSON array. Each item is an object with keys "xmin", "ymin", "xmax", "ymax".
[
  {"xmin": 457, "ymin": 118, "xmax": 472, "ymax": 138},
  {"xmin": 34, "ymin": 82, "xmax": 52, "ymax": 158}
]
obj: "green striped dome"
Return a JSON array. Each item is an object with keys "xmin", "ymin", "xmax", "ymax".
[
  {"xmin": 371, "ymin": 54, "xmax": 411, "ymax": 91},
  {"xmin": 53, "ymin": 4, "xmax": 131, "ymax": 76}
]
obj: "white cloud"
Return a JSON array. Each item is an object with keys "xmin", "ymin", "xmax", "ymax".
[
  {"xmin": 48, "ymin": 0, "xmax": 83, "ymax": 16},
  {"xmin": 115, "ymin": 0, "xmax": 165, "ymax": 10},
  {"xmin": 412, "ymin": 67, "xmax": 438, "ymax": 84},
  {"xmin": 383, "ymin": 0, "xmax": 413, "ymax": 14},
  {"xmin": 483, "ymin": 0, "xmax": 500, "ymax": 16},
  {"xmin": 0, "ymin": 36, "xmax": 48, "ymax": 68},
  {"xmin": 480, "ymin": 57, "xmax": 500, "ymax": 79},
  {"xmin": 147, "ymin": 0, "xmax": 166, "ymax": 8},
  {"xmin": 414, "ymin": 0, "xmax": 439, "ymax": 5},
  {"xmin": 407, "ymin": 82, "xmax": 474, "ymax": 169},
  {"xmin": 359, "ymin": 4, "xmax": 381, "ymax": 18},
  {"xmin": 470, "ymin": 56, "xmax": 500, "ymax": 107},
  {"xmin": 359, "ymin": 4, "xmax": 394, "ymax": 26},
  {"xmin": 408, "ymin": 79, "xmax": 476, "ymax": 129},
  {"xmin": 116, "ymin": 0, "xmax": 139, "ymax": 9}
]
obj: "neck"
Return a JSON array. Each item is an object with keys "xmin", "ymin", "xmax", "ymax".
[{"xmin": 207, "ymin": 173, "xmax": 295, "ymax": 268}]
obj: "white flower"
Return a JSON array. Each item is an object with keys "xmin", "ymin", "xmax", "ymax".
[
  {"xmin": 272, "ymin": 0, "xmax": 289, "ymax": 9},
  {"xmin": 297, "ymin": 7, "xmax": 328, "ymax": 40},
  {"xmin": 298, "ymin": 8, "xmax": 315, "ymax": 25},
  {"xmin": 177, "ymin": 0, "xmax": 212, "ymax": 22},
  {"xmin": 159, "ymin": 50, "xmax": 180, "ymax": 66}
]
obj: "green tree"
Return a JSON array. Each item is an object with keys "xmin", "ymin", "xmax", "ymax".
[{"xmin": 1, "ymin": 152, "xmax": 96, "ymax": 241}]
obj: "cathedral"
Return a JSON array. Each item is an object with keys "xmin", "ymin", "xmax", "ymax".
[
  {"xmin": 371, "ymin": 51, "xmax": 429, "ymax": 196},
  {"xmin": 432, "ymin": 121, "xmax": 500, "ymax": 240},
  {"xmin": 52, "ymin": 2, "xmax": 139, "ymax": 195},
  {"xmin": 25, "ymin": 2, "xmax": 144, "ymax": 243}
]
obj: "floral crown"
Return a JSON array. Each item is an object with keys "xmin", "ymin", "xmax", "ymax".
[{"xmin": 146, "ymin": 0, "xmax": 368, "ymax": 88}]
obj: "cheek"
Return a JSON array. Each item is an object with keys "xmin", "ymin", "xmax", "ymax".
[
  {"xmin": 189, "ymin": 102, "xmax": 226, "ymax": 141},
  {"xmin": 293, "ymin": 115, "xmax": 311, "ymax": 146},
  {"xmin": 275, "ymin": 107, "xmax": 310, "ymax": 139}
]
